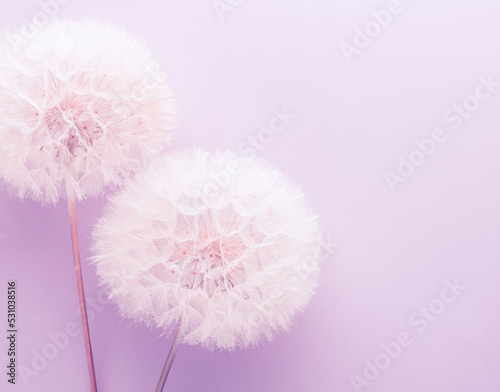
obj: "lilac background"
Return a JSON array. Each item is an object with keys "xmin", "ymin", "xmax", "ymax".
[{"xmin": 1, "ymin": 1, "xmax": 500, "ymax": 391}]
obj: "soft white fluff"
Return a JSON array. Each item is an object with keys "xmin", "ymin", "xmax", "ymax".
[
  {"xmin": 93, "ymin": 150, "xmax": 322, "ymax": 350},
  {"xmin": 0, "ymin": 19, "xmax": 175, "ymax": 203}
]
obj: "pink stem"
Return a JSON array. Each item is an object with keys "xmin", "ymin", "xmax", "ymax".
[
  {"xmin": 66, "ymin": 186, "xmax": 98, "ymax": 392},
  {"xmin": 155, "ymin": 321, "xmax": 184, "ymax": 392}
]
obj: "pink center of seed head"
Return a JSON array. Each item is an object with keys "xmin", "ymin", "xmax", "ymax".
[
  {"xmin": 42, "ymin": 96, "xmax": 103, "ymax": 158},
  {"xmin": 178, "ymin": 235, "xmax": 247, "ymax": 296},
  {"xmin": 149, "ymin": 213, "xmax": 249, "ymax": 297}
]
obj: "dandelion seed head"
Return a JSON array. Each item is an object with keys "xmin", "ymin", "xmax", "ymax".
[
  {"xmin": 0, "ymin": 19, "xmax": 176, "ymax": 203},
  {"xmin": 93, "ymin": 150, "xmax": 322, "ymax": 350}
]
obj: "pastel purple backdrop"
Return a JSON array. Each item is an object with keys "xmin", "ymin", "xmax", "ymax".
[{"xmin": 1, "ymin": 1, "xmax": 500, "ymax": 391}]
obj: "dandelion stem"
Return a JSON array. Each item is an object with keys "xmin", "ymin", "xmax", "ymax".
[
  {"xmin": 155, "ymin": 321, "xmax": 184, "ymax": 392},
  {"xmin": 67, "ymin": 185, "xmax": 98, "ymax": 392}
]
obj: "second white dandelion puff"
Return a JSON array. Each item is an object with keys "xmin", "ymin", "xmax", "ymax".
[{"xmin": 92, "ymin": 149, "xmax": 323, "ymax": 390}]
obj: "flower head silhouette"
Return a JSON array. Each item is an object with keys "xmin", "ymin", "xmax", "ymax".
[
  {"xmin": 93, "ymin": 150, "xmax": 322, "ymax": 351},
  {"xmin": 0, "ymin": 18, "xmax": 175, "ymax": 204}
]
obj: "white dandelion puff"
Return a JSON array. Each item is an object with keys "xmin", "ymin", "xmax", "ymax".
[
  {"xmin": 0, "ymin": 18, "xmax": 176, "ymax": 204},
  {"xmin": 92, "ymin": 149, "xmax": 322, "ymax": 390},
  {"xmin": 0, "ymin": 19, "xmax": 176, "ymax": 391}
]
